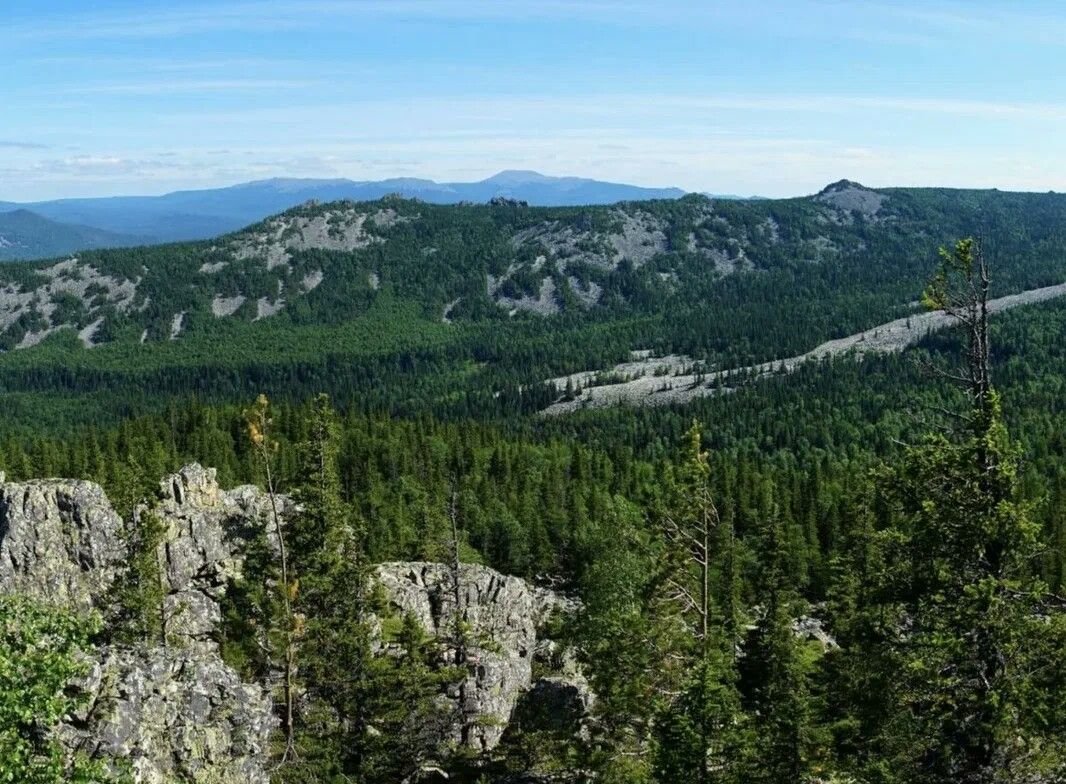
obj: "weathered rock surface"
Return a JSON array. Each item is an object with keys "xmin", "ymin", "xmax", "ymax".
[
  {"xmin": 814, "ymin": 179, "xmax": 886, "ymax": 218},
  {"xmin": 793, "ymin": 613, "xmax": 839, "ymax": 650},
  {"xmin": 0, "ymin": 466, "xmax": 588, "ymax": 780},
  {"xmin": 0, "ymin": 465, "xmax": 277, "ymax": 784},
  {"xmin": 62, "ymin": 645, "xmax": 275, "ymax": 784},
  {"xmin": 149, "ymin": 463, "xmax": 290, "ymax": 646},
  {"xmin": 375, "ymin": 561, "xmax": 590, "ymax": 752},
  {"xmin": 0, "ymin": 477, "xmax": 126, "ymax": 612}
]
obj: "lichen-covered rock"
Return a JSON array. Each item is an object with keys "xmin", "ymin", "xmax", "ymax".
[
  {"xmin": 0, "ymin": 465, "xmax": 588, "ymax": 780},
  {"xmin": 375, "ymin": 561, "xmax": 589, "ymax": 752},
  {"xmin": 149, "ymin": 464, "xmax": 242, "ymax": 644},
  {"xmin": 792, "ymin": 614, "xmax": 839, "ymax": 650},
  {"xmin": 0, "ymin": 465, "xmax": 277, "ymax": 783},
  {"xmin": 0, "ymin": 476, "xmax": 126, "ymax": 612},
  {"xmin": 62, "ymin": 645, "xmax": 276, "ymax": 784},
  {"xmin": 146, "ymin": 463, "xmax": 295, "ymax": 646}
]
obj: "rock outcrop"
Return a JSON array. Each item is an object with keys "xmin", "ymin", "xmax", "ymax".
[
  {"xmin": 0, "ymin": 477, "xmax": 126, "ymax": 611},
  {"xmin": 61, "ymin": 646, "xmax": 275, "ymax": 784},
  {"xmin": 0, "ymin": 466, "xmax": 590, "ymax": 780},
  {"xmin": 0, "ymin": 465, "xmax": 277, "ymax": 784},
  {"xmin": 149, "ymin": 463, "xmax": 293, "ymax": 647},
  {"xmin": 375, "ymin": 561, "xmax": 591, "ymax": 752}
]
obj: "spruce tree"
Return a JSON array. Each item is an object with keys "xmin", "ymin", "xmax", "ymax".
[
  {"xmin": 740, "ymin": 480, "xmax": 814, "ymax": 784},
  {"xmin": 865, "ymin": 239, "xmax": 1066, "ymax": 783}
]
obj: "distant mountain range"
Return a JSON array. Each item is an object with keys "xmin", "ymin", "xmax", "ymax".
[
  {"xmin": 0, "ymin": 209, "xmax": 144, "ymax": 262},
  {"xmin": 0, "ymin": 171, "xmax": 698, "ymax": 258}
]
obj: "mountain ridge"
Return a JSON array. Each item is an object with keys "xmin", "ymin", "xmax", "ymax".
[
  {"xmin": 0, "ymin": 209, "xmax": 145, "ymax": 262},
  {"xmin": 0, "ymin": 171, "xmax": 689, "ymax": 250}
]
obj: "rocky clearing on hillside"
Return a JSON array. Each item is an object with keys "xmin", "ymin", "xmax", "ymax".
[{"xmin": 541, "ymin": 280, "xmax": 1066, "ymax": 415}]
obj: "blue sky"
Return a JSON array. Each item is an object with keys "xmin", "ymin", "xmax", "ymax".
[{"xmin": 3, "ymin": 0, "xmax": 1065, "ymax": 200}]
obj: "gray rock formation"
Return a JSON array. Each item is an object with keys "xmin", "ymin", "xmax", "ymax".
[
  {"xmin": 793, "ymin": 613, "xmax": 839, "ymax": 651},
  {"xmin": 0, "ymin": 465, "xmax": 276, "ymax": 784},
  {"xmin": 0, "ymin": 466, "xmax": 588, "ymax": 780},
  {"xmin": 0, "ymin": 478, "xmax": 126, "ymax": 612},
  {"xmin": 148, "ymin": 463, "xmax": 292, "ymax": 646},
  {"xmin": 375, "ymin": 561, "xmax": 591, "ymax": 752},
  {"xmin": 62, "ymin": 645, "xmax": 275, "ymax": 784}
]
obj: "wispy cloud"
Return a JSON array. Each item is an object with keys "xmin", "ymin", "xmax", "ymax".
[
  {"xmin": 9, "ymin": 1, "xmax": 661, "ymax": 40},
  {"xmin": 61, "ymin": 79, "xmax": 317, "ymax": 96},
  {"xmin": 656, "ymin": 95, "xmax": 1066, "ymax": 121},
  {"xmin": 140, "ymin": 91, "xmax": 1066, "ymax": 132},
  {"xmin": 0, "ymin": 141, "xmax": 49, "ymax": 150},
  {"xmin": 4, "ymin": 0, "xmax": 959, "ymax": 42}
]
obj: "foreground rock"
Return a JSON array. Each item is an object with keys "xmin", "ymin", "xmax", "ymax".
[
  {"xmin": 0, "ymin": 465, "xmax": 592, "ymax": 781},
  {"xmin": 375, "ymin": 561, "xmax": 593, "ymax": 753},
  {"xmin": 0, "ymin": 465, "xmax": 276, "ymax": 784},
  {"xmin": 61, "ymin": 646, "xmax": 275, "ymax": 784},
  {"xmin": 0, "ymin": 477, "xmax": 126, "ymax": 611}
]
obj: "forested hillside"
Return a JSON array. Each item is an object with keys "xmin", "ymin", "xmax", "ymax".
[
  {"xmin": 0, "ymin": 209, "xmax": 143, "ymax": 262},
  {"xmin": 3, "ymin": 182, "xmax": 1066, "ymax": 435},
  {"xmin": 3, "ymin": 188, "xmax": 1066, "ymax": 783}
]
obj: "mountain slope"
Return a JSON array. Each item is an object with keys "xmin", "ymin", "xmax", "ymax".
[
  {"xmin": 1, "ymin": 182, "xmax": 1066, "ymax": 431},
  {"xmin": 2, "ymin": 171, "xmax": 687, "ymax": 243},
  {"xmin": 0, "ymin": 209, "xmax": 143, "ymax": 262}
]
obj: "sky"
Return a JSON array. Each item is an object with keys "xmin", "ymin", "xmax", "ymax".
[{"xmin": 2, "ymin": 0, "xmax": 1066, "ymax": 201}]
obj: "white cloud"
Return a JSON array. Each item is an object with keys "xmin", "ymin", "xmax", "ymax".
[
  {"xmin": 0, "ymin": 141, "xmax": 49, "ymax": 150},
  {"xmin": 59, "ymin": 79, "xmax": 317, "ymax": 96},
  {"xmin": 3, "ymin": 122, "xmax": 1063, "ymax": 202},
  {"xmin": 4, "ymin": 87, "xmax": 1065, "ymax": 199}
]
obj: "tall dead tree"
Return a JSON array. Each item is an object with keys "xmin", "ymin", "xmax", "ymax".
[
  {"xmin": 246, "ymin": 394, "xmax": 298, "ymax": 765},
  {"xmin": 922, "ymin": 237, "xmax": 992, "ymax": 410},
  {"xmin": 922, "ymin": 237, "xmax": 999, "ymax": 480},
  {"xmin": 660, "ymin": 421, "xmax": 721, "ymax": 784},
  {"xmin": 662, "ymin": 423, "xmax": 719, "ymax": 653}
]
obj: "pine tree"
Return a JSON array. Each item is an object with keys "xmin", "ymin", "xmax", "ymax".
[
  {"xmin": 245, "ymin": 394, "xmax": 299, "ymax": 765},
  {"xmin": 280, "ymin": 394, "xmax": 465, "ymax": 782},
  {"xmin": 740, "ymin": 480, "xmax": 814, "ymax": 784},
  {"xmin": 115, "ymin": 509, "xmax": 169, "ymax": 647}
]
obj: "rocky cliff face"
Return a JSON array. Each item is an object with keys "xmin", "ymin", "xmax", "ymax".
[
  {"xmin": 0, "ymin": 465, "xmax": 277, "ymax": 784},
  {"xmin": 0, "ymin": 465, "xmax": 589, "ymax": 781},
  {"xmin": 0, "ymin": 477, "xmax": 126, "ymax": 611}
]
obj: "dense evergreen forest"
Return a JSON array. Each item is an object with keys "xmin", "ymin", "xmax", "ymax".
[
  {"xmin": 3, "ymin": 183, "xmax": 1066, "ymax": 435},
  {"xmin": 3, "ymin": 189, "xmax": 1066, "ymax": 782}
]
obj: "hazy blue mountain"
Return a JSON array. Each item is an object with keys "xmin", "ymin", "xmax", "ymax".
[
  {"xmin": 0, "ymin": 171, "xmax": 687, "ymax": 243},
  {"xmin": 0, "ymin": 209, "xmax": 144, "ymax": 261}
]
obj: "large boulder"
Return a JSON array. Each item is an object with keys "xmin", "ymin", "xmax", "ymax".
[
  {"xmin": 375, "ymin": 561, "xmax": 588, "ymax": 752},
  {"xmin": 62, "ymin": 645, "xmax": 275, "ymax": 784}
]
